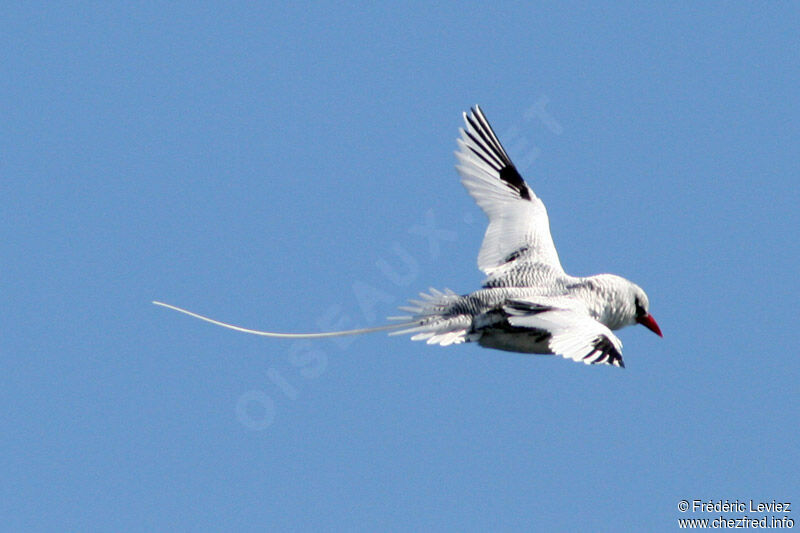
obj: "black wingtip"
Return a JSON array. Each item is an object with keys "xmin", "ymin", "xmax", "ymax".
[
  {"xmin": 461, "ymin": 106, "xmax": 531, "ymax": 201},
  {"xmin": 586, "ymin": 335, "xmax": 625, "ymax": 368}
]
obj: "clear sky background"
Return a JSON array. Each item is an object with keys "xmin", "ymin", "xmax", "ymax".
[{"xmin": 3, "ymin": 3, "xmax": 798, "ymax": 531}]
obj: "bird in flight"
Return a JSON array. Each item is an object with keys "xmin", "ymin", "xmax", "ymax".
[{"xmin": 155, "ymin": 106, "xmax": 662, "ymax": 368}]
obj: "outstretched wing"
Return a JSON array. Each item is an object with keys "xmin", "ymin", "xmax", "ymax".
[
  {"xmin": 505, "ymin": 302, "xmax": 625, "ymax": 368},
  {"xmin": 455, "ymin": 106, "xmax": 563, "ymax": 275}
]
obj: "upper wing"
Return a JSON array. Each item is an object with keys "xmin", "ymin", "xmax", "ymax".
[
  {"xmin": 505, "ymin": 301, "xmax": 625, "ymax": 367},
  {"xmin": 455, "ymin": 106, "xmax": 563, "ymax": 275}
]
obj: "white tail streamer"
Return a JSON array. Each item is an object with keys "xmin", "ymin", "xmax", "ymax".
[{"xmin": 152, "ymin": 301, "xmax": 413, "ymax": 338}]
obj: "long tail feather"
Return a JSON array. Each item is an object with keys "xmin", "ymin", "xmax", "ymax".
[{"xmin": 152, "ymin": 301, "xmax": 413, "ymax": 338}]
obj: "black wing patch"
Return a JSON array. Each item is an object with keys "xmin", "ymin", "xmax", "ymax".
[
  {"xmin": 502, "ymin": 245, "xmax": 530, "ymax": 264},
  {"xmin": 498, "ymin": 165, "xmax": 530, "ymax": 201},
  {"xmin": 464, "ymin": 107, "xmax": 532, "ymax": 201},
  {"xmin": 503, "ymin": 300, "xmax": 554, "ymax": 316},
  {"xmin": 584, "ymin": 335, "xmax": 625, "ymax": 368},
  {"xmin": 469, "ymin": 300, "xmax": 553, "ymax": 343}
]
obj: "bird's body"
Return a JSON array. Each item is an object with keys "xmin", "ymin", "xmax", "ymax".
[
  {"xmin": 390, "ymin": 273, "xmax": 648, "ymax": 367},
  {"xmin": 155, "ymin": 106, "xmax": 661, "ymax": 368}
]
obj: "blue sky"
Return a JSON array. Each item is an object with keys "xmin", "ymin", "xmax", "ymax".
[{"xmin": 3, "ymin": 2, "xmax": 798, "ymax": 531}]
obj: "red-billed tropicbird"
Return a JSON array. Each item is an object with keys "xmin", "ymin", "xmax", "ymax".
[{"xmin": 155, "ymin": 106, "xmax": 661, "ymax": 368}]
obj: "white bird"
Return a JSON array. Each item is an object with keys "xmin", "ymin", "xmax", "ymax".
[{"xmin": 155, "ymin": 106, "xmax": 661, "ymax": 368}]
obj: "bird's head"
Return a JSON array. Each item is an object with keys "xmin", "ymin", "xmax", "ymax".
[
  {"xmin": 628, "ymin": 283, "xmax": 662, "ymax": 337},
  {"xmin": 590, "ymin": 274, "xmax": 662, "ymax": 336}
]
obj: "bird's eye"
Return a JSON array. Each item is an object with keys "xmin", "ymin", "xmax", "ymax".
[{"xmin": 634, "ymin": 298, "xmax": 646, "ymax": 317}]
